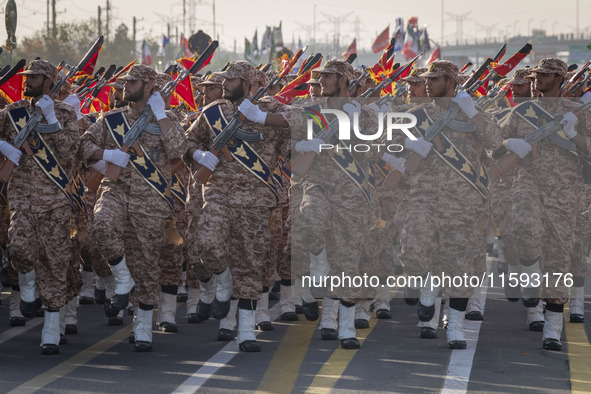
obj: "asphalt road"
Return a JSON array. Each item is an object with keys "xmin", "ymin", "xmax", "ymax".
[{"xmin": 0, "ymin": 257, "xmax": 589, "ymax": 394}]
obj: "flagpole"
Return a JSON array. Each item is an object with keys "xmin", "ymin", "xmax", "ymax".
[{"xmin": 441, "ymin": 0, "xmax": 444, "ymax": 44}]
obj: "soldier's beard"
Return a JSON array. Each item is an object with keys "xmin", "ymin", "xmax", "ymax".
[
  {"xmin": 24, "ymin": 84, "xmax": 43, "ymax": 98},
  {"xmin": 223, "ymin": 84, "xmax": 245, "ymax": 101},
  {"xmin": 124, "ymin": 89, "xmax": 145, "ymax": 103}
]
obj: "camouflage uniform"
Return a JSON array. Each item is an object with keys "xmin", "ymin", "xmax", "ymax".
[
  {"xmin": 79, "ymin": 66, "xmax": 187, "ymax": 307},
  {"xmin": 0, "ymin": 61, "xmax": 79, "ymax": 312}
]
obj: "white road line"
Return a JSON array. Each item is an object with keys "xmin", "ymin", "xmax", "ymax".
[
  {"xmin": 442, "ymin": 260, "xmax": 491, "ymax": 394},
  {"xmin": 172, "ymin": 303, "xmax": 282, "ymax": 394},
  {"xmin": 0, "ymin": 317, "xmax": 43, "ymax": 345}
]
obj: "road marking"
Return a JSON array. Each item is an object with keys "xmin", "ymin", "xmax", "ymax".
[
  {"xmin": 0, "ymin": 317, "xmax": 44, "ymax": 345},
  {"xmin": 172, "ymin": 304, "xmax": 281, "ymax": 394},
  {"xmin": 7, "ymin": 323, "xmax": 133, "ymax": 394},
  {"xmin": 564, "ymin": 306, "xmax": 591, "ymax": 394},
  {"xmin": 305, "ymin": 317, "xmax": 378, "ymax": 394},
  {"xmin": 256, "ymin": 318, "xmax": 319, "ymax": 393},
  {"xmin": 441, "ymin": 271, "xmax": 489, "ymax": 393}
]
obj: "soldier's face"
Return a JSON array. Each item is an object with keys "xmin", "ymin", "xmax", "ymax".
[
  {"xmin": 534, "ymin": 72, "xmax": 560, "ymax": 94},
  {"xmin": 222, "ymin": 77, "xmax": 246, "ymax": 101},
  {"xmin": 309, "ymin": 83, "xmax": 322, "ymax": 97},
  {"xmin": 409, "ymin": 81, "xmax": 427, "ymax": 98},
  {"xmin": 425, "ymin": 75, "xmax": 448, "ymax": 98},
  {"xmin": 511, "ymin": 83, "xmax": 531, "ymax": 99},
  {"xmin": 23, "ymin": 74, "xmax": 47, "ymax": 98},
  {"xmin": 203, "ymin": 84, "xmax": 222, "ymax": 104},
  {"xmin": 319, "ymin": 73, "xmax": 340, "ymax": 97},
  {"xmin": 123, "ymin": 79, "xmax": 146, "ymax": 102}
]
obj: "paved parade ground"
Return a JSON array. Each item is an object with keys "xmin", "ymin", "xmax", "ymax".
[{"xmin": 1, "ymin": 257, "xmax": 590, "ymax": 394}]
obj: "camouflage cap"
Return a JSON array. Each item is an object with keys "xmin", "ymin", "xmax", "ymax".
[
  {"xmin": 121, "ymin": 64, "xmax": 158, "ymax": 83},
  {"xmin": 506, "ymin": 68, "xmax": 532, "ymax": 85},
  {"xmin": 198, "ymin": 73, "xmax": 224, "ymax": 86},
  {"xmin": 154, "ymin": 73, "xmax": 173, "ymax": 89},
  {"xmin": 107, "ymin": 76, "xmax": 125, "ymax": 90},
  {"xmin": 254, "ymin": 69, "xmax": 270, "ymax": 86},
  {"xmin": 308, "ymin": 70, "xmax": 321, "ymax": 85},
  {"xmin": 419, "ymin": 60, "xmax": 459, "ymax": 82},
  {"xmin": 315, "ymin": 59, "xmax": 356, "ymax": 82},
  {"xmin": 402, "ymin": 67, "xmax": 427, "ymax": 83},
  {"xmin": 17, "ymin": 59, "xmax": 58, "ymax": 83},
  {"xmin": 529, "ymin": 58, "xmax": 567, "ymax": 78},
  {"xmin": 217, "ymin": 61, "xmax": 255, "ymax": 84}
]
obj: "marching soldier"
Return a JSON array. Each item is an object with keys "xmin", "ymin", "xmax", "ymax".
[
  {"xmin": 0, "ymin": 59, "xmax": 80, "ymax": 355},
  {"xmin": 79, "ymin": 64, "xmax": 187, "ymax": 352}
]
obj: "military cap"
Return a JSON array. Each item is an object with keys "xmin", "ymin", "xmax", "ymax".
[
  {"xmin": 217, "ymin": 61, "xmax": 255, "ymax": 84},
  {"xmin": 107, "ymin": 77, "xmax": 125, "ymax": 90},
  {"xmin": 121, "ymin": 64, "xmax": 158, "ymax": 83},
  {"xmin": 18, "ymin": 59, "xmax": 59, "ymax": 84},
  {"xmin": 506, "ymin": 68, "xmax": 532, "ymax": 85},
  {"xmin": 155, "ymin": 73, "xmax": 173, "ymax": 89},
  {"xmin": 402, "ymin": 67, "xmax": 428, "ymax": 83},
  {"xmin": 420, "ymin": 60, "xmax": 459, "ymax": 82},
  {"xmin": 308, "ymin": 70, "xmax": 321, "ymax": 85},
  {"xmin": 529, "ymin": 58, "xmax": 567, "ymax": 78},
  {"xmin": 198, "ymin": 73, "xmax": 224, "ymax": 86},
  {"xmin": 254, "ymin": 69, "xmax": 270, "ymax": 86},
  {"xmin": 315, "ymin": 59, "xmax": 356, "ymax": 82}
]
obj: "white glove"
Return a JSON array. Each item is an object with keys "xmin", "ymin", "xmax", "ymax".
[
  {"xmin": 0, "ymin": 141, "xmax": 22, "ymax": 166},
  {"xmin": 238, "ymin": 99, "xmax": 267, "ymax": 124},
  {"xmin": 343, "ymin": 100, "xmax": 361, "ymax": 120},
  {"xmin": 102, "ymin": 149, "xmax": 130, "ymax": 168},
  {"xmin": 368, "ymin": 102, "xmax": 392, "ymax": 119},
  {"xmin": 63, "ymin": 94, "xmax": 83, "ymax": 120},
  {"xmin": 505, "ymin": 138, "xmax": 532, "ymax": 159},
  {"xmin": 36, "ymin": 94, "xmax": 59, "ymax": 125},
  {"xmin": 91, "ymin": 160, "xmax": 107, "ymax": 175},
  {"xmin": 147, "ymin": 92, "xmax": 167, "ymax": 121},
  {"xmin": 404, "ymin": 137, "xmax": 433, "ymax": 158},
  {"xmin": 580, "ymin": 91, "xmax": 591, "ymax": 105},
  {"xmin": 560, "ymin": 111, "xmax": 578, "ymax": 139},
  {"xmin": 452, "ymin": 91, "xmax": 478, "ymax": 119},
  {"xmin": 381, "ymin": 153, "xmax": 406, "ymax": 174},
  {"xmin": 295, "ymin": 138, "xmax": 324, "ymax": 155},
  {"xmin": 192, "ymin": 149, "xmax": 219, "ymax": 171}
]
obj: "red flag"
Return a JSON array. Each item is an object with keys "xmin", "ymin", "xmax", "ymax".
[
  {"xmin": 174, "ymin": 76, "xmax": 197, "ymax": 111},
  {"xmin": 426, "ymin": 47, "xmax": 441, "ymax": 64},
  {"xmin": 176, "ymin": 57, "xmax": 196, "ymax": 71},
  {"xmin": 341, "ymin": 38, "xmax": 357, "ymax": 59},
  {"xmin": 141, "ymin": 40, "xmax": 152, "ymax": 65},
  {"xmin": 72, "ymin": 44, "xmax": 102, "ymax": 80},
  {"xmin": 179, "ymin": 34, "xmax": 192, "ymax": 57},
  {"xmin": 492, "ymin": 44, "xmax": 532, "ymax": 77},
  {"xmin": 275, "ymin": 55, "xmax": 323, "ymax": 104},
  {"xmin": 0, "ymin": 69, "xmax": 24, "ymax": 103},
  {"xmin": 369, "ymin": 42, "xmax": 395, "ymax": 82},
  {"xmin": 371, "ymin": 26, "xmax": 390, "ymax": 53}
]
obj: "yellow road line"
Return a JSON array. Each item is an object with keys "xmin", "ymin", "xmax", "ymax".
[
  {"xmin": 305, "ymin": 316, "xmax": 378, "ymax": 394},
  {"xmin": 8, "ymin": 323, "xmax": 133, "ymax": 394},
  {"xmin": 564, "ymin": 308, "xmax": 591, "ymax": 394},
  {"xmin": 256, "ymin": 318, "xmax": 319, "ymax": 394}
]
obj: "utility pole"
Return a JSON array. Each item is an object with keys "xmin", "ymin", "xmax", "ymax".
[
  {"xmin": 98, "ymin": 6, "xmax": 102, "ymax": 38},
  {"xmin": 46, "ymin": 0, "xmax": 49, "ymax": 38},
  {"xmin": 445, "ymin": 11, "xmax": 470, "ymax": 44},
  {"xmin": 52, "ymin": 0, "xmax": 56, "ymax": 39},
  {"xmin": 182, "ymin": 0, "xmax": 186, "ymax": 36},
  {"xmin": 441, "ymin": 0, "xmax": 444, "ymax": 44},
  {"xmin": 321, "ymin": 11, "xmax": 353, "ymax": 57},
  {"xmin": 212, "ymin": 0, "xmax": 216, "ymax": 42},
  {"xmin": 106, "ymin": 0, "xmax": 110, "ymax": 43}
]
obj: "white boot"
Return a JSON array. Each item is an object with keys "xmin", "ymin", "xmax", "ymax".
[
  {"xmin": 527, "ymin": 302, "xmax": 545, "ymax": 331},
  {"xmin": 80, "ymin": 270, "xmax": 95, "ymax": 303},
  {"xmin": 177, "ymin": 269, "xmax": 188, "ymax": 301},
  {"xmin": 219, "ymin": 299, "xmax": 239, "ymax": 331},
  {"xmin": 18, "ymin": 270, "xmax": 40, "ymax": 317},
  {"xmin": 199, "ymin": 278, "xmax": 216, "ymax": 304},
  {"xmin": 338, "ymin": 302, "xmax": 359, "ymax": 349},
  {"xmin": 319, "ymin": 297, "xmax": 339, "ymax": 330},
  {"xmin": 186, "ymin": 287, "xmax": 200, "ymax": 315},
  {"xmin": 569, "ymin": 286, "xmax": 585, "ymax": 322},
  {"xmin": 41, "ymin": 311, "xmax": 61, "ymax": 354},
  {"xmin": 238, "ymin": 308, "xmax": 261, "ymax": 352},
  {"xmin": 374, "ymin": 284, "xmax": 390, "ymax": 312},
  {"xmin": 134, "ymin": 307, "xmax": 154, "ymax": 351},
  {"xmin": 465, "ymin": 287, "xmax": 484, "ymax": 320},
  {"xmin": 255, "ymin": 292, "xmax": 272, "ymax": 330},
  {"xmin": 446, "ymin": 307, "xmax": 467, "ymax": 349},
  {"xmin": 103, "ymin": 275, "xmax": 116, "ymax": 299},
  {"xmin": 110, "ymin": 257, "xmax": 135, "ymax": 296},
  {"xmin": 157, "ymin": 291, "xmax": 178, "ymax": 332},
  {"xmin": 543, "ymin": 310, "xmax": 563, "ymax": 350},
  {"xmin": 309, "ymin": 248, "xmax": 330, "ymax": 286},
  {"xmin": 418, "ymin": 274, "xmax": 439, "ymax": 322},
  {"xmin": 418, "ymin": 296, "xmax": 442, "ymax": 338},
  {"xmin": 59, "ymin": 305, "xmax": 67, "ymax": 336},
  {"xmin": 213, "ymin": 267, "xmax": 233, "ymax": 302},
  {"xmin": 354, "ymin": 300, "xmax": 371, "ymax": 329},
  {"xmin": 279, "ymin": 284, "xmax": 296, "ymax": 314},
  {"xmin": 9, "ymin": 289, "xmax": 25, "ymax": 326},
  {"xmin": 64, "ymin": 297, "xmax": 78, "ymax": 334}
]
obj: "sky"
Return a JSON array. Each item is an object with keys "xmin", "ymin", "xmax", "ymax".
[{"xmin": 7, "ymin": 0, "xmax": 590, "ymax": 52}]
